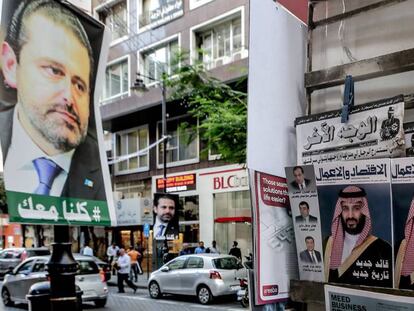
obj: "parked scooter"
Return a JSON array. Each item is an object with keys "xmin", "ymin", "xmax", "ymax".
[{"xmin": 237, "ymin": 253, "xmax": 253, "ymax": 308}]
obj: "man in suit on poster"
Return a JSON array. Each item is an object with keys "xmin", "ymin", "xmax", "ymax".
[
  {"xmin": 0, "ymin": 0, "xmax": 105, "ymax": 200},
  {"xmin": 153, "ymin": 193, "xmax": 179, "ymax": 240},
  {"xmin": 299, "ymin": 236, "xmax": 322, "ymax": 264},
  {"xmin": 290, "ymin": 166, "xmax": 311, "ymax": 191},
  {"xmin": 295, "ymin": 201, "xmax": 318, "ymax": 224}
]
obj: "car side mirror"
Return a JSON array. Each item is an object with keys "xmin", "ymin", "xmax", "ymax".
[{"xmin": 160, "ymin": 267, "xmax": 169, "ymax": 272}]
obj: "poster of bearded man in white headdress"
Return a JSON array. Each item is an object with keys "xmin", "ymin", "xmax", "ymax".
[{"xmin": 322, "ymin": 185, "xmax": 393, "ymax": 288}]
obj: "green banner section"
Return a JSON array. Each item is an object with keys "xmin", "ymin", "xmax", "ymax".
[{"xmin": 7, "ymin": 191, "xmax": 111, "ymax": 226}]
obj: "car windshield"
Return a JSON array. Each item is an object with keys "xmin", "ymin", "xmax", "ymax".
[
  {"xmin": 213, "ymin": 257, "xmax": 239, "ymax": 270},
  {"xmin": 77, "ymin": 260, "xmax": 99, "ymax": 275}
]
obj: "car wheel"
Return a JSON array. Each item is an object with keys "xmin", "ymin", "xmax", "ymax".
[
  {"xmin": 2, "ymin": 287, "xmax": 13, "ymax": 307},
  {"xmin": 94, "ymin": 298, "xmax": 107, "ymax": 307},
  {"xmin": 197, "ymin": 285, "xmax": 212, "ymax": 305},
  {"xmin": 149, "ymin": 281, "xmax": 162, "ymax": 299}
]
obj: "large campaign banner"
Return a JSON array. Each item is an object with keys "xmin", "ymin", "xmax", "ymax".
[
  {"xmin": 0, "ymin": 1, "xmax": 114, "ymax": 226},
  {"xmin": 250, "ymin": 170, "xmax": 297, "ymax": 304},
  {"xmin": 391, "ymin": 157, "xmax": 414, "ymax": 290},
  {"xmin": 296, "ymin": 95, "xmax": 405, "ymax": 165},
  {"xmin": 315, "ymin": 159, "xmax": 394, "ymax": 288}
]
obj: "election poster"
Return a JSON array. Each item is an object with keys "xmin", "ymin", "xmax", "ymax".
[
  {"xmin": 315, "ymin": 159, "xmax": 394, "ymax": 288},
  {"xmin": 285, "ymin": 165, "xmax": 324, "ymax": 282},
  {"xmin": 391, "ymin": 157, "xmax": 414, "ymax": 290},
  {"xmin": 153, "ymin": 193, "xmax": 179, "ymax": 240},
  {"xmin": 325, "ymin": 285, "xmax": 414, "ymax": 311},
  {"xmin": 296, "ymin": 95, "xmax": 405, "ymax": 165},
  {"xmin": 250, "ymin": 170, "xmax": 298, "ymax": 304},
  {"xmin": 0, "ymin": 1, "xmax": 114, "ymax": 226},
  {"xmin": 403, "ymin": 122, "xmax": 414, "ymax": 156}
]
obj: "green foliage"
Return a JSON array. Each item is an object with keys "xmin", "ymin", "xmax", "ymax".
[
  {"xmin": 0, "ymin": 177, "xmax": 7, "ymax": 211},
  {"xmin": 165, "ymin": 52, "xmax": 247, "ymax": 164}
]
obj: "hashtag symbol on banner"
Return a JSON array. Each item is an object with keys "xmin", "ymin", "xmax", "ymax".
[{"xmin": 92, "ymin": 206, "xmax": 101, "ymax": 222}]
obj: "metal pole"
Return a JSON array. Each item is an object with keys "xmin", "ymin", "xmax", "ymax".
[
  {"xmin": 146, "ymin": 237, "xmax": 149, "ymax": 280},
  {"xmin": 161, "ymin": 79, "xmax": 167, "ymax": 193},
  {"xmin": 48, "ymin": 226, "xmax": 79, "ymax": 310}
]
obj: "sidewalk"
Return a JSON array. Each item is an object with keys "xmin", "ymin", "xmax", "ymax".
[{"xmin": 107, "ymin": 273, "xmax": 149, "ymax": 289}]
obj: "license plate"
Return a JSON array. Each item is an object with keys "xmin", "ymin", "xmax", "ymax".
[{"xmin": 231, "ymin": 285, "xmax": 241, "ymax": 291}]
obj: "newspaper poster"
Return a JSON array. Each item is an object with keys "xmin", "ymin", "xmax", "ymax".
[
  {"xmin": 0, "ymin": 1, "xmax": 115, "ymax": 226},
  {"xmin": 403, "ymin": 122, "xmax": 414, "ymax": 156},
  {"xmin": 296, "ymin": 95, "xmax": 405, "ymax": 165},
  {"xmin": 325, "ymin": 285, "xmax": 414, "ymax": 311},
  {"xmin": 285, "ymin": 165, "xmax": 324, "ymax": 282},
  {"xmin": 315, "ymin": 158, "xmax": 393, "ymax": 288},
  {"xmin": 250, "ymin": 170, "xmax": 298, "ymax": 304},
  {"xmin": 391, "ymin": 157, "xmax": 414, "ymax": 290}
]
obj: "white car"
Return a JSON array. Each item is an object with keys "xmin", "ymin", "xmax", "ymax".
[
  {"xmin": 1, "ymin": 255, "xmax": 108, "ymax": 307},
  {"xmin": 148, "ymin": 254, "xmax": 246, "ymax": 304}
]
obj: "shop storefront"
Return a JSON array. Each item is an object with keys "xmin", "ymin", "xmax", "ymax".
[
  {"xmin": 152, "ymin": 164, "xmax": 252, "ymax": 257},
  {"xmin": 0, "ymin": 215, "xmax": 23, "ymax": 248}
]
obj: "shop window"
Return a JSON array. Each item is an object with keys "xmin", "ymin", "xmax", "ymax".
[
  {"xmin": 157, "ymin": 117, "xmax": 198, "ymax": 167},
  {"xmin": 179, "ymin": 224, "xmax": 199, "ymax": 244},
  {"xmin": 103, "ymin": 58, "xmax": 129, "ymax": 101},
  {"xmin": 98, "ymin": 1, "xmax": 128, "ymax": 42},
  {"xmin": 179, "ymin": 196, "xmax": 199, "ymax": 221},
  {"xmin": 114, "ymin": 126, "xmax": 149, "ymax": 174},
  {"xmin": 141, "ymin": 40, "xmax": 179, "ymax": 85},
  {"xmin": 196, "ymin": 16, "xmax": 242, "ymax": 69}
]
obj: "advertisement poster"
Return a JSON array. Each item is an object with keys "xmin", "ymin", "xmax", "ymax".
[
  {"xmin": 296, "ymin": 95, "xmax": 405, "ymax": 165},
  {"xmin": 403, "ymin": 122, "xmax": 414, "ymax": 156},
  {"xmin": 0, "ymin": 1, "xmax": 114, "ymax": 226},
  {"xmin": 315, "ymin": 159, "xmax": 393, "ymax": 288},
  {"xmin": 250, "ymin": 170, "xmax": 297, "ymax": 304},
  {"xmin": 153, "ymin": 193, "xmax": 179, "ymax": 240},
  {"xmin": 285, "ymin": 165, "xmax": 324, "ymax": 282},
  {"xmin": 391, "ymin": 158, "xmax": 414, "ymax": 290},
  {"xmin": 325, "ymin": 285, "xmax": 414, "ymax": 311}
]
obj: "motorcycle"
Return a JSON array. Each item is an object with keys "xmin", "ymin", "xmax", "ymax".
[{"xmin": 237, "ymin": 254, "xmax": 253, "ymax": 308}]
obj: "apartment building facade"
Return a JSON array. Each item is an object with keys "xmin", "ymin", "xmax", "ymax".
[{"xmin": 94, "ymin": 0, "xmax": 252, "ymax": 257}]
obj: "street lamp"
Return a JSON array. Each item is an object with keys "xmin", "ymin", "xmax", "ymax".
[{"xmin": 132, "ymin": 72, "xmax": 168, "ymax": 193}]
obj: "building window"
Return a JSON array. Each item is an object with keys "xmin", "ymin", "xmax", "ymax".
[
  {"xmin": 141, "ymin": 40, "xmax": 178, "ymax": 84},
  {"xmin": 103, "ymin": 58, "xmax": 129, "ymax": 101},
  {"xmin": 157, "ymin": 118, "xmax": 198, "ymax": 167},
  {"xmin": 98, "ymin": 1, "xmax": 128, "ymax": 42},
  {"xmin": 114, "ymin": 127, "xmax": 149, "ymax": 174},
  {"xmin": 115, "ymin": 181, "xmax": 150, "ymax": 199},
  {"xmin": 196, "ymin": 17, "xmax": 242, "ymax": 69},
  {"xmin": 140, "ymin": 0, "xmax": 183, "ymax": 28}
]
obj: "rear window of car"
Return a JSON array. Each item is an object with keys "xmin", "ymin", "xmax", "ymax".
[
  {"xmin": 77, "ymin": 260, "xmax": 99, "ymax": 275},
  {"xmin": 213, "ymin": 257, "xmax": 239, "ymax": 270},
  {"xmin": 26, "ymin": 249, "xmax": 51, "ymax": 257}
]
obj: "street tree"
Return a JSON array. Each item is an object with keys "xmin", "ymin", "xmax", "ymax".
[{"xmin": 165, "ymin": 53, "xmax": 247, "ymax": 164}]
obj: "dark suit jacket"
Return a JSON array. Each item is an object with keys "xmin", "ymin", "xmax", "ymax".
[
  {"xmin": 290, "ymin": 178, "xmax": 311, "ymax": 190},
  {"xmin": 295, "ymin": 215, "xmax": 318, "ymax": 223},
  {"xmin": 163, "ymin": 220, "xmax": 179, "ymax": 239},
  {"xmin": 299, "ymin": 249, "xmax": 322, "ymax": 263},
  {"xmin": 0, "ymin": 106, "xmax": 106, "ymax": 201}
]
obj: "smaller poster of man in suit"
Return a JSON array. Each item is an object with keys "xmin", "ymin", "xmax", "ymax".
[
  {"xmin": 299, "ymin": 236, "xmax": 322, "ymax": 263},
  {"xmin": 290, "ymin": 166, "xmax": 311, "ymax": 191},
  {"xmin": 153, "ymin": 193, "xmax": 180, "ymax": 240},
  {"xmin": 295, "ymin": 201, "xmax": 318, "ymax": 224}
]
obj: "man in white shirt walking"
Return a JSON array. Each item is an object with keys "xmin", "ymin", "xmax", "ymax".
[
  {"xmin": 82, "ymin": 245, "xmax": 93, "ymax": 256},
  {"xmin": 116, "ymin": 249, "xmax": 138, "ymax": 294},
  {"xmin": 107, "ymin": 243, "xmax": 119, "ymax": 275}
]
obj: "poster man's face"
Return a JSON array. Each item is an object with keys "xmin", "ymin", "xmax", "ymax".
[
  {"xmin": 341, "ymin": 200, "xmax": 363, "ymax": 230},
  {"xmin": 299, "ymin": 204, "xmax": 309, "ymax": 217},
  {"xmin": 305, "ymin": 238, "xmax": 314, "ymax": 251},
  {"xmin": 293, "ymin": 168, "xmax": 305, "ymax": 185},
  {"xmin": 5, "ymin": 14, "xmax": 91, "ymax": 153},
  {"xmin": 154, "ymin": 198, "xmax": 176, "ymax": 223}
]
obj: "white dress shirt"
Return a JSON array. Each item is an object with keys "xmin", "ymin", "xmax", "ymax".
[
  {"xmin": 341, "ymin": 232, "xmax": 360, "ymax": 264},
  {"xmin": 4, "ymin": 107, "xmax": 74, "ymax": 196},
  {"xmin": 83, "ymin": 246, "xmax": 93, "ymax": 256},
  {"xmin": 117, "ymin": 254, "xmax": 131, "ymax": 274},
  {"xmin": 107, "ymin": 246, "xmax": 119, "ymax": 257},
  {"xmin": 153, "ymin": 219, "xmax": 168, "ymax": 239}
]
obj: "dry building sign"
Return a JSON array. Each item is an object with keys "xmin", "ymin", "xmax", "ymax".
[{"xmin": 156, "ymin": 174, "xmax": 197, "ymax": 193}]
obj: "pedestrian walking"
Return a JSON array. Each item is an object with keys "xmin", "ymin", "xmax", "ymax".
[
  {"xmin": 136, "ymin": 244, "xmax": 144, "ymax": 274},
  {"xmin": 194, "ymin": 241, "xmax": 205, "ymax": 254},
  {"xmin": 128, "ymin": 247, "xmax": 141, "ymax": 282},
  {"xmin": 107, "ymin": 242, "xmax": 119, "ymax": 275},
  {"xmin": 207, "ymin": 240, "xmax": 220, "ymax": 254},
  {"xmin": 82, "ymin": 245, "xmax": 93, "ymax": 256},
  {"xmin": 116, "ymin": 249, "xmax": 138, "ymax": 294},
  {"xmin": 229, "ymin": 241, "xmax": 242, "ymax": 260}
]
